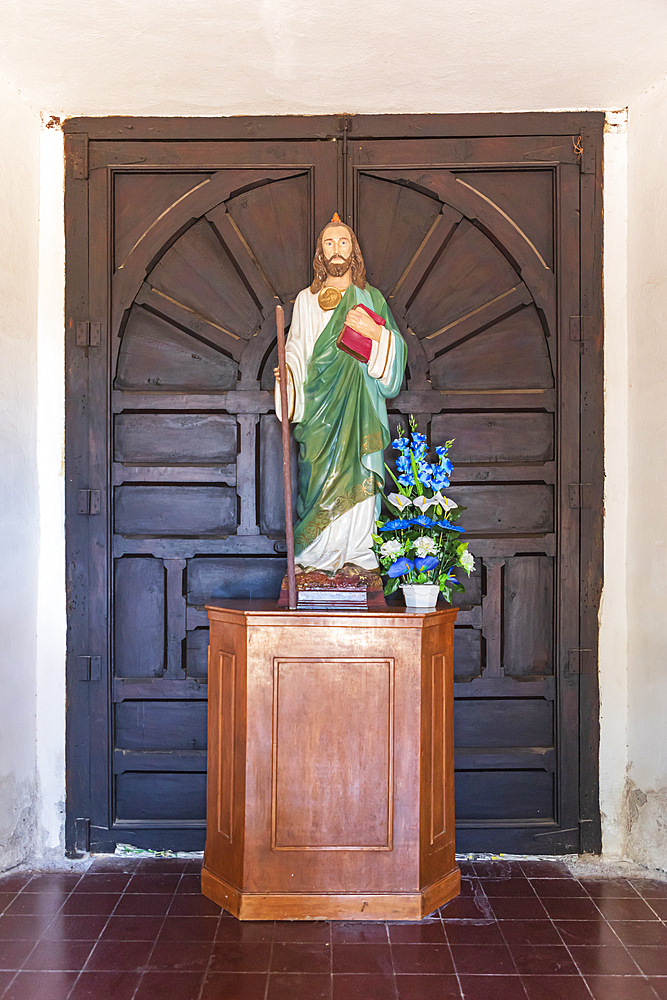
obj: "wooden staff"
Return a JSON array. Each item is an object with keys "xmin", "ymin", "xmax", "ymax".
[{"xmin": 276, "ymin": 305, "xmax": 297, "ymax": 609}]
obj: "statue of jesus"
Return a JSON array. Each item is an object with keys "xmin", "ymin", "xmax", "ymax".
[{"xmin": 275, "ymin": 215, "xmax": 407, "ymax": 573}]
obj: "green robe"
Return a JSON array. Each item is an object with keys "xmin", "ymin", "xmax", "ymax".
[{"xmin": 292, "ymin": 284, "xmax": 407, "ymax": 556}]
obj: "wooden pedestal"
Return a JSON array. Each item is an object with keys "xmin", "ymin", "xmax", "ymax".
[{"xmin": 202, "ymin": 601, "xmax": 459, "ymax": 920}]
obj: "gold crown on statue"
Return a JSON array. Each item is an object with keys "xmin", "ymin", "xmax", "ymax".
[{"xmin": 330, "ymin": 212, "xmax": 343, "ymax": 224}]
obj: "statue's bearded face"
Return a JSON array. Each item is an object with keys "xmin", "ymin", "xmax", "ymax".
[{"xmin": 322, "ymin": 226, "xmax": 353, "ymax": 277}]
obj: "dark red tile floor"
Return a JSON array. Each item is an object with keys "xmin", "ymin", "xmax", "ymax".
[{"xmin": 0, "ymin": 857, "xmax": 665, "ymax": 998}]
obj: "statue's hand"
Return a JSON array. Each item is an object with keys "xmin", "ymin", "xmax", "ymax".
[
  {"xmin": 345, "ymin": 306, "xmax": 383, "ymax": 343},
  {"xmin": 273, "ymin": 365, "xmax": 280, "ymax": 384}
]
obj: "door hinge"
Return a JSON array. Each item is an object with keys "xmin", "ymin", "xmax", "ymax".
[
  {"xmin": 569, "ymin": 484, "xmax": 593, "ymax": 509},
  {"xmin": 569, "ymin": 316, "xmax": 593, "ymax": 341},
  {"xmin": 77, "ymin": 655, "xmax": 101, "ymax": 681},
  {"xmin": 76, "ymin": 321, "xmax": 101, "ymax": 347},
  {"xmin": 567, "ymin": 649, "xmax": 596, "ymax": 675},
  {"xmin": 74, "ymin": 817, "xmax": 91, "ymax": 853},
  {"xmin": 77, "ymin": 489, "xmax": 101, "ymax": 514}
]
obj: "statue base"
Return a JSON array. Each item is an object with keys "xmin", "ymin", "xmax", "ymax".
[{"xmin": 278, "ymin": 565, "xmax": 386, "ymax": 609}]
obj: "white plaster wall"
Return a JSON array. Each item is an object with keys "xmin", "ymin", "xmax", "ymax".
[
  {"xmin": 0, "ymin": 80, "xmax": 41, "ymax": 869},
  {"xmin": 0, "ymin": 0, "xmax": 666, "ymax": 115},
  {"xmin": 599, "ymin": 113, "xmax": 629, "ymax": 859},
  {"xmin": 625, "ymin": 75, "xmax": 667, "ymax": 870},
  {"xmin": 35, "ymin": 126, "xmax": 66, "ymax": 860}
]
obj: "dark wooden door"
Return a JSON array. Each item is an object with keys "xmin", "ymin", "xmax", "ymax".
[{"xmin": 65, "ymin": 115, "xmax": 602, "ymax": 855}]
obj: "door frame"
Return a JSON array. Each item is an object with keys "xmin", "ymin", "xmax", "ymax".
[{"xmin": 63, "ymin": 112, "xmax": 604, "ymax": 856}]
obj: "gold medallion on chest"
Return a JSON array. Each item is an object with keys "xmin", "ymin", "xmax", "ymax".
[{"xmin": 318, "ymin": 286, "xmax": 342, "ymax": 311}]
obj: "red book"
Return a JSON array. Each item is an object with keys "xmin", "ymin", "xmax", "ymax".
[{"xmin": 336, "ymin": 304, "xmax": 385, "ymax": 363}]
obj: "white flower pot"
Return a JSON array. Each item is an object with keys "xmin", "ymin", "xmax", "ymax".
[{"xmin": 400, "ymin": 583, "xmax": 440, "ymax": 608}]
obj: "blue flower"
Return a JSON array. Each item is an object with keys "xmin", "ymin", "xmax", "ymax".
[
  {"xmin": 387, "ymin": 557, "xmax": 414, "ymax": 578},
  {"xmin": 436, "ymin": 521, "xmax": 465, "ymax": 532},
  {"xmin": 435, "ymin": 445, "xmax": 449, "ymax": 457},
  {"xmin": 412, "ymin": 441, "xmax": 428, "ymax": 459},
  {"xmin": 410, "ymin": 515, "xmax": 435, "ymax": 528},
  {"xmin": 442, "ymin": 458, "xmax": 454, "ymax": 475},
  {"xmin": 416, "ymin": 464, "xmax": 433, "ymax": 486},
  {"xmin": 431, "ymin": 469, "xmax": 450, "ymax": 489},
  {"xmin": 392, "ymin": 437, "xmax": 409, "ymax": 452},
  {"xmin": 397, "ymin": 472, "xmax": 414, "ymax": 487},
  {"xmin": 380, "ymin": 518, "xmax": 412, "ymax": 531},
  {"xmin": 411, "ymin": 431, "xmax": 427, "ymax": 445},
  {"xmin": 396, "ymin": 454, "xmax": 411, "ymax": 473},
  {"xmin": 414, "ymin": 555, "xmax": 439, "ymax": 573}
]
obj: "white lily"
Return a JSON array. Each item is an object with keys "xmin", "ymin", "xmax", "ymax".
[
  {"xmin": 413, "ymin": 494, "xmax": 436, "ymax": 512},
  {"xmin": 387, "ymin": 493, "xmax": 412, "ymax": 512},
  {"xmin": 432, "ymin": 491, "xmax": 458, "ymax": 511},
  {"xmin": 413, "ymin": 491, "xmax": 458, "ymax": 513}
]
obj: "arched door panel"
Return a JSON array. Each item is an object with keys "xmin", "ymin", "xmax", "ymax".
[
  {"xmin": 352, "ymin": 148, "xmax": 579, "ymax": 854},
  {"xmin": 93, "ymin": 146, "xmax": 337, "ymax": 849}
]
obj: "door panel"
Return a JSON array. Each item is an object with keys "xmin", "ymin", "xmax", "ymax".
[
  {"xmin": 350, "ymin": 137, "xmax": 581, "ymax": 851},
  {"xmin": 78, "ymin": 139, "xmax": 339, "ymax": 850},
  {"xmin": 65, "ymin": 116, "xmax": 603, "ymax": 855}
]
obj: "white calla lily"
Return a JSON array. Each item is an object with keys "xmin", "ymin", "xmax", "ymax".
[
  {"xmin": 432, "ymin": 491, "xmax": 458, "ymax": 511},
  {"xmin": 413, "ymin": 494, "xmax": 436, "ymax": 512},
  {"xmin": 387, "ymin": 493, "xmax": 412, "ymax": 512}
]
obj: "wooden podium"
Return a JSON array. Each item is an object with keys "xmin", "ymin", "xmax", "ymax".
[{"xmin": 202, "ymin": 601, "xmax": 459, "ymax": 920}]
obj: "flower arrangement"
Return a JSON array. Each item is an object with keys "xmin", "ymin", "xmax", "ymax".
[{"xmin": 372, "ymin": 416, "xmax": 475, "ymax": 602}]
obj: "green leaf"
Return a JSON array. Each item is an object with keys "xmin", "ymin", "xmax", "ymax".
[
  {"xmin": 384, "ymin": 462, "xmax": 411, "ymax": 497},
  {"xmin": 409, "ymin": 448, "xmax": 423, "ymax": 495},
  {"xmin": 384, "ymin": 576, "xmax": 400, "ymax": 596},
  {"xmin": 383, "ymin": 463, "xmax": 401, "ymax": 489},
  {"xmin": 371, "ymin": 534, "xmax": 383, "ymax": 545}
]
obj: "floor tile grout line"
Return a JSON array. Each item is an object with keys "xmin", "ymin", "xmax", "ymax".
[
  {"xmin": 132, "ymin": 870, "xmax": 203, "ymax": 1000},
  {"xmin": 0, "ymin": 871, "xmax": 97, "ymax": 1000},
  {"xmin": 578, "ymin": 878, "xmax": 657, "ymax": 986},
  {"xmin": 538, "ymin": 882, "xmax": 598, "ymax": 1000},
  {"xmin": 11, "ymin": 876, "xmax": 87, "ymax": 991},
  {"xmin": 262, "ymin": 916, "xmax": 276, "ymax": 1000},
  {"xmin": 438, "ymin": 907, "xmax": 465, "ymax": 1000},
  {"xmin": 385, "ymin": 918, "xmax": 400, "ymax": 1000},
  {"xmin": 65, "ymin": 866, "xmax": 155, "ymax": 1000},
  {"xmin": 0, "ymin": 875, "xmax": 81, "ymax": 1000},
  {"xmin": 492, "ymin": 898, "xmax": 535, "ymax": 997},
  {"xmin": 67, "ymin": 872, "xmax": 134, "ymax": 998},
  {"xmin": 193, "ymin": 910, "xmax": 223, "ymax": 1000}
]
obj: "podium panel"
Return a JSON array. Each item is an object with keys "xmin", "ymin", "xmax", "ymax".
[{"xmin": 202, "ymin": 602, "xmax": 459, "ymax": 920}]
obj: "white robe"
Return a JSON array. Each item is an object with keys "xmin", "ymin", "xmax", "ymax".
[{"xmin": 276, "ymin": 287, "xmax": 397, "ymax": 573}]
